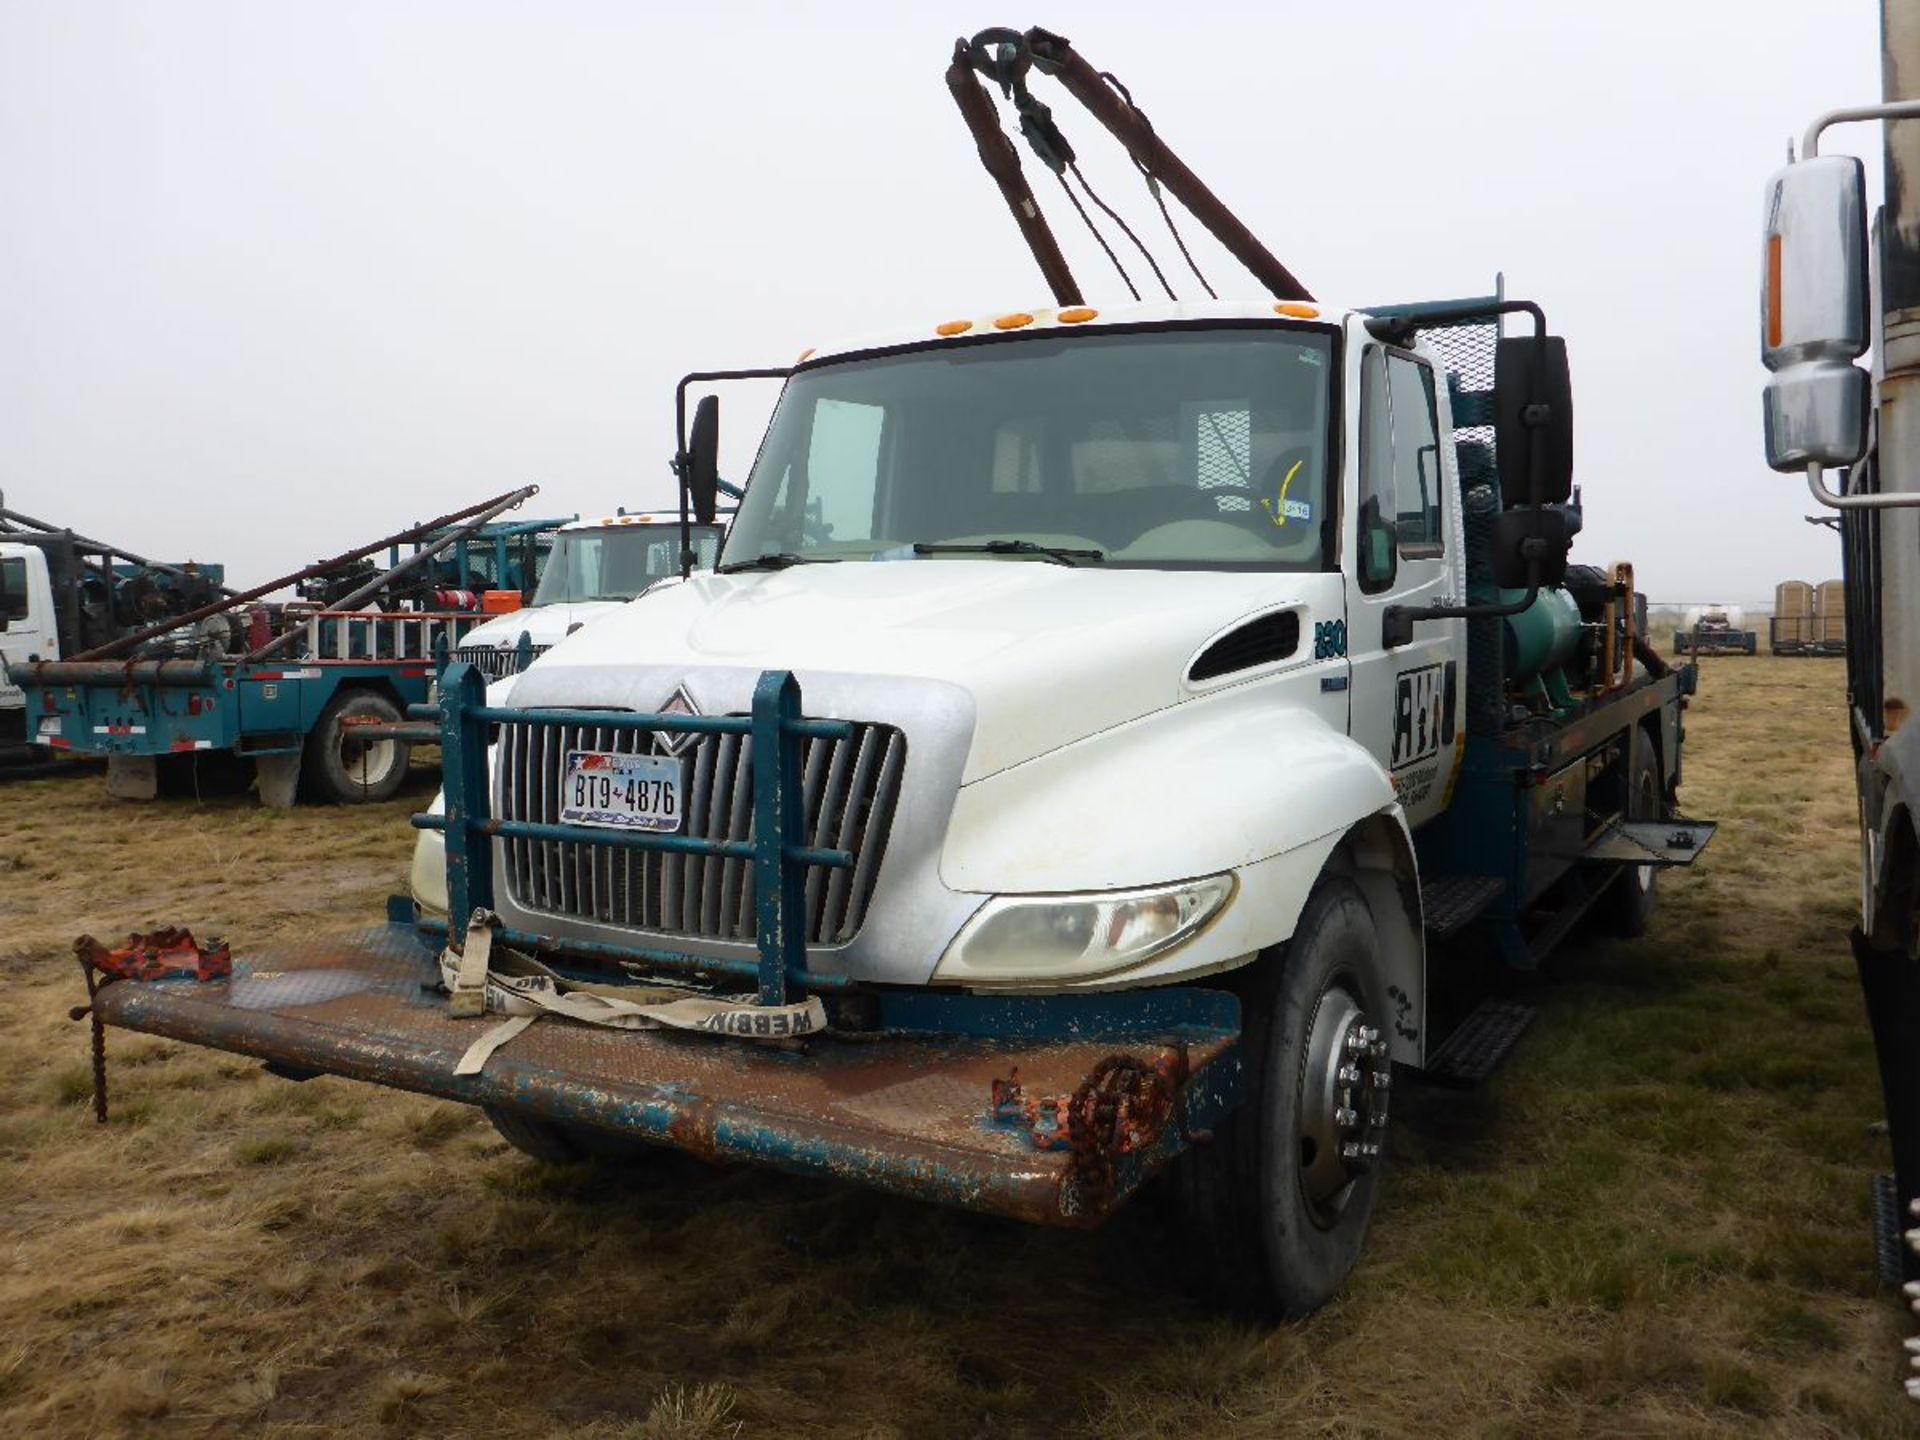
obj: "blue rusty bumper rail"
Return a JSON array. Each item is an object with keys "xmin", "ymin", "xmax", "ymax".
[
  {"xmin": 86, "ymin": 922, "xmax": 1243, "ymax": 1227},
  {"xmin": 416, "ymin": 663, "xmax": 852, "ymax": 1006}
]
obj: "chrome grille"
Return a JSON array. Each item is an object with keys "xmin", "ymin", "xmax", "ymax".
[
  {"xmin": 455, "ymin": 644, "xmax": 549, "ymax": 681},
  {"xmin": 499, "ymin": 715, "xmax": 906, "ymax": 945}
]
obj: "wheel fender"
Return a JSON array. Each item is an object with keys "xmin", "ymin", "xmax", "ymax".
[{"xmin": 940, "ymin": 698, "xmax": 1415, "ymax": 1014}]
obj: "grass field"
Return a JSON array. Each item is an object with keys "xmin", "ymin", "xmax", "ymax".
[{"xmin": 0, "ymin": 655, "xmax": 1913, "ymax": 1437}]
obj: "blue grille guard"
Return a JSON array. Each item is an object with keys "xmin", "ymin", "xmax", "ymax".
[{"xmin": 411, "ymin": 663, "xmax": 855, "ymax": 1005}]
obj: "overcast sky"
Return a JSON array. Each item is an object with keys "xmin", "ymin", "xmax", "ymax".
[{"xmin": 0, "ymin": 1, "xmax": 1887, "ymax": 602}]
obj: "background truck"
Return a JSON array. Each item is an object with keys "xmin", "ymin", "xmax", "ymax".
[
  {"xmin": 1674, "ymin": 607, "xmax": 1759, "ymax": 655},
  {"xmin": 451, "ymin": 510, "xmax": 727, "ymax": 683},
  {"xmin": 13, "ymin": 486, "xmax": 559, "ymax": 804},
  {"xmin": 0, "ymin": 496, "xmax": 228, "ymax": 761},
  {"xmin": 1756, "ymin": 5, "xmax": 1920, "ymax": 1394},
  {"xmin": 72, "ymin": 26, "xmax": 1713, "ymax": 1318}
]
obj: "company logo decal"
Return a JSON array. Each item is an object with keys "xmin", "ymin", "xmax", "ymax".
[{"xmin": 653, "ymin": 686, "xmax": 701, "ymax": 757}]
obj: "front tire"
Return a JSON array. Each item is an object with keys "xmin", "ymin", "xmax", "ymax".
[
  {"xmin": 1605, "ymin": 725, "xmax": 1662, "ymax": 938},
  {"xmin": 1176, "ymin": 876, "xmax": 1393, "ymax": 1318},
  {"xmin": 304, "ymin": 689, "xmax": 408, "ymax": 804}
]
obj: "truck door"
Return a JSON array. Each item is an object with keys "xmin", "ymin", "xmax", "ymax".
[
  {"xmin": 0, "ymin": 548, "xmax": 57, "ymax": 744},
  {"xmin": 1345, "ymin": 343, "xmax": 1466, "ymax": 829}
]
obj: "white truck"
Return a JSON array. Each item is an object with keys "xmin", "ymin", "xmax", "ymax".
[
  {"xmin": 1755, "ymin": 16, "xmax": 1920, "ymax": 1392},
  {"xmin": 448, "ymin": 511, "xmax": 727, "ymax": 683},
  {"xmin": 71, "ymin": 27, "xmax": 1713, "ymax": 1318},
  {"xmin": 0, "ymin": 542, "xmax": 58, "ymax": 755}
]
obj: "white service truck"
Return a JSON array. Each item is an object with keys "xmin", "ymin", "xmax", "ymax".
[
  {"xmin": 72, "ymin": 27, "xmax": 1713, "ymax": 1318},
  {"xmin": 448, "ymin": 511, "xmax": 727, "ymax": 683}
]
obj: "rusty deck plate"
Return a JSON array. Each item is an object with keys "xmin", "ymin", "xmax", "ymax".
[{"xmin": 90, "ymin": 924, "xmax": 1239, "ymax": 1226}]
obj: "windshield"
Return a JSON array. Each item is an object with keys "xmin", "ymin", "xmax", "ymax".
[
  {"xmin": 724, "ymin": 326, "xmax": 1336, "ymax": 570},
  {"xmin": 532, "ymin": 525, "xmax": 723, "ymax": 604}
]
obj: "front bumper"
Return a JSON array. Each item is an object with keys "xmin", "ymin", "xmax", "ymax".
[{"xmin": 90, "ymin": 921, "xmax": 1241, "ymax": 1227}]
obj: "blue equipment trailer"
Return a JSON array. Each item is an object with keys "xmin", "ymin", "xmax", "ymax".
[
  {"xmin": 14, "ymin": 486, "xmax": 564, "ymax": 804},
  {"xmin": 27, "ymin": 608, "xmax": 477, "ymax": 805}
]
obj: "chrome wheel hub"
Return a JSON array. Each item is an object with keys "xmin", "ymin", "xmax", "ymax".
[{"xmin": 1296, "ymin": 986, "xmax": 1392, "ymax": 1221}]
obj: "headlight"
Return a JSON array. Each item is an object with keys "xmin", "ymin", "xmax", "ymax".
[{"xmin": 933, "ymin": 874, "xmax": 1235, "ymax": 985}]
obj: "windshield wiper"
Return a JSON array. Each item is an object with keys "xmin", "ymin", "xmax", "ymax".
[
  {"xmin": 714, "ymin": 552, "xmax": 838, "ymax": 574},
  {"xmin": 911, "ymin": 540, "xmax": 1105, "ymax": 566}
]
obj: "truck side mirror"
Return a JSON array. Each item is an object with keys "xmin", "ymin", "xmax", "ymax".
[
  {"xmin": 1490, "ymin": 507, "xmax": 1572, "ymax": 588},
  {"xmin": 685, "ymin": 395, "xmax": 720, "ymax": 526},
  {"xmin": 1494, "ymin": 335, "xmax": 1574, "ymax": 506},
  {"xmin": 1759, "ymin": 155, "xmax": 1871, "ymax": 469}
]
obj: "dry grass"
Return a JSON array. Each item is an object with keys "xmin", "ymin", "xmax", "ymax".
[{"xmin": 0, "ymin": 661, "xmax": 1912, "ymax": 1437}]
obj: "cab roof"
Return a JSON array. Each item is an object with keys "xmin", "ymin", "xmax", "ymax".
[
  {"xmin": 796, "ymin": 298, "xmax": 1351, "ymax": 368},
  {"xmin": 558, "ymin": 510, "xmax": 731, "ymax": 534}
]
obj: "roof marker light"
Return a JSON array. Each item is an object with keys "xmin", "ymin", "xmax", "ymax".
[
  {"xmin": 797, "ymin": 346, "xmax": 816, "ymax": 362},
  {"xmin": 1274, "ymin": 303, "xmax": 1320, "ymax": 320},
  {"xmin": 994, "ymin": 312, "xmax": 1035, "ymax": 330},
  {"xmin": 937, "ymin": 320, "xmax": 973, "ymax": 336},
  {"xmin": 1059, "ymin": 307, "xmax": 1099, "ymax": 324}
]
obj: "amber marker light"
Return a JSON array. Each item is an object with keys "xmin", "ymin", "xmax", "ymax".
[
  {"xmin": 936, "ymin": 320, "xmax": 973, "ymax": 336},
  {"xmin": 1766, "ymin": 234, "xmax": 1784, "ymax": 349},
  {"xmin": 797, "ymin": 346, "xmax": 816, "ymax": 362},
  {"xmin": 993, "ymin": 312, "xmax": 1035, "ymax": 330},
  {"xmin": 1059, "ymin": 306, "xmax": 1099, "ymax": 324},
  {"xmin": 1273, "ymin": 303, "xmax": 1320, "ymax": 319}
]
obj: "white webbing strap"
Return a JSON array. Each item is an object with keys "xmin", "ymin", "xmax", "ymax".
[
  {"xmin": 440, "ymin": 941, "xmax": 827, "ymax": 1077},
  {"xmin": 446, "ymin": 911, "xmax": 496, "ymax": 1019}
]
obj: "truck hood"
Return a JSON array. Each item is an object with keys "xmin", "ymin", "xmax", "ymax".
[
  {"xmin": 525, "ymin": 561, "xmax": 1339, "ymax": 782},
  {"xmin": 459, "ymin": 601, "xmax": 626, "ymax": 652}
]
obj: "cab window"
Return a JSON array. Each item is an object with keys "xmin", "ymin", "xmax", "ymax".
[
  {"xmin": 1357, "ymin": 349, "xmax": 1397, "ymax": 591},
  {"xmin": 1387, "ymin": 354, "xmax": 1443, "ymax": 556},
  {"xmin": 0, "ymin": 557, "xmax": 27, "ymax": 622},
  {"xmin": 1357, "ymin": 347, "xmax": 1445, "ymax": 592}
]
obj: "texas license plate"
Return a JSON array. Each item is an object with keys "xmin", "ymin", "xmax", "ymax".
[{"xmin": 559, "ymin": 750, "xmax": 682, "ymax": 833}]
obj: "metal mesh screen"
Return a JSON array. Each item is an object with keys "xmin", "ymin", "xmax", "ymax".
[
  {"xmin": 1416, "ymin": 319, "xmax": 1504, "ymax": 735},
  {"xmin": 1195, "ymin": 410, "xmax": 1252, "ymax": 491},
  {"xmin": 1420, "ymin": 320, "xmax": 1499, "ymax": 490}
]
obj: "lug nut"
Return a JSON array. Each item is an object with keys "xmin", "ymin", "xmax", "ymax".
[
  {"xmin": 1336, "ymin": 1107, "xmax": 1357, "ymax": 1127},
  {"xmin": 1373, "ymin": 1070, "xmax": 1392, "ymax": 1090}
]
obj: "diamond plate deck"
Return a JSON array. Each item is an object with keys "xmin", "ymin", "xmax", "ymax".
[{"xmin": 89, "ymin": 923, "xmax": 1239, "ymax": 1227}]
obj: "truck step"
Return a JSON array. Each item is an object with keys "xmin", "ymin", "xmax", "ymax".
[
  {"xmin": 1420, "ymin": 874, "xmax": 1506, "ymax": 940},
  {"xmin": 1421, "ymin": 999, "xmax": 1537, "ymax": 1086},
  {"xmin": 1873, "ymin": 1172, "xmax": 1907, "ymax": 1286}
]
